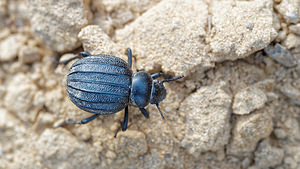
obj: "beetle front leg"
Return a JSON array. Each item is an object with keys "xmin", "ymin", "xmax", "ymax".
[{"xmin": 151, "ymin": 72, "xmax": 165, "ymax": 79}]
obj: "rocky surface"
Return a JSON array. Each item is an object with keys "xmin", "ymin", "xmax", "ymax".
[
  {"xmin": 0, "ymin": 0, "xmax": 300, "ymax": 169},
  {"xmin": 28, "ymin": 0, "xmax": 91, "ymax": 52},
  {"xmin": 180, "ymin": 83, "xmax": 232, "ymax": 157}
]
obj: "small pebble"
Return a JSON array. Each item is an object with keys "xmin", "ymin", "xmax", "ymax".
[{"xmin": 264, "ymin": 43, "xmax": 297, "ymax": 68}]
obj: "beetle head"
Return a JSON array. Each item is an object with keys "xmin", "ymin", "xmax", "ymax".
[
  {"xmin": 150, "ymin": 80, "xmax": 167, "ymax": 105},
  {"xmin": 150, "ymin": 75, "xmax": 184, "ymax": 119}
]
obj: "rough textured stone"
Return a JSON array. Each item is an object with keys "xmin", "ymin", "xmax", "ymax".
[
  {"xmin": 289, "ymin": 23, "xmax": 300, "ymax": 35},
  {"xmin": 114, "ymin": 130, "xmax": 148, "ymax": 158},
  {"xmin": 284, "ymin": 145, "xmax": 300, "ymax": 169},
  {"xmin": 233, "ymin": 86, "xmax": 268, "ymax": 115},
  {"xmin": 264, "ymin": 43, "xmax": 297, "ymax": 67},
  {"xmin": 277, "ymin": 0, "xmax": 300, "ymax": 24},
  {"xmin": 78, "ymin": 25, "xmax": 127, "ymax": 61},
  {"xmin": 28, "ymin": 0, "xmax": 90, "ymax": 52},
  {"xmin": 4, "ymin": 73, "xmax": 40, "ymax": 122},
  {"xmin": 210, "ymin": 0, "xmax": 277, "ymax": 61},
  {"xmin": 116, "ymin": 0, "xmax": 277, "ymax": 76},
  {"xmin": 283, "ymin": 33, "xmax": 300, "ymax": 49},
  {"xmin": 116, "ymin": 0, "xmax": 211, "ymax": 76},
  {"xmin": 0, "ymin": 34, "xmax": 27, "ymax": 61},
  {"xmin": 254, "ymin": 139, "xmax": 284, "ymax": 168},
  {"xmin": 180, "ymin": 83, "xmax": 232, "ymax": 157},
  {"xmin": 36, "ymin": 129, "xmax": 100, "ymax": 169},
  {"xmin": 93, "ymin": 0, "xmax": 161, "ymax": 30},
  {"xmin": 280, "ymin": 83, "xmax": 300, "ymax": 105},
  {"xmin": 18, "ymin": 46, "xmax": 41, "ymax": 64},
  {"xmin": 227, "ymin": 110, "xmax": 273, "ymax": 155},
  {"xmin": 0, "ymin": 0, "xmax": 7, "ymax": 28}
]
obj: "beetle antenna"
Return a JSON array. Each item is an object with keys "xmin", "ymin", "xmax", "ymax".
[
  {"xmin": 161, "ymin": 75, "xmax": 184, "ymax": 84},
  {"xmin": 156, "ymin": 104, "xmax": 165, "ymax": 120}
]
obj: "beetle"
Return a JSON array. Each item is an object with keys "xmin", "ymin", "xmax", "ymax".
[{"xmin": 56, "ymin": 48, "xmax": 183, "ymax": 136}]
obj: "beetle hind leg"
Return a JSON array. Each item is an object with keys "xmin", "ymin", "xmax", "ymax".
[
  {"xmin": 59, "ymin": 52, "xmax": 92, "ymax": 65},
  {"xmin": 127, "ymin": 48, "xmax": 132, "ymax": 69},
  {"xmin": 54, "ymin": 113, "xmax": 100, "ymax": 128}
]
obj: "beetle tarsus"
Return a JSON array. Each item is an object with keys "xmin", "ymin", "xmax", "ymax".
[{"xmin": 114, "ymin": 120, "xmax": 123, "ymax": 138}]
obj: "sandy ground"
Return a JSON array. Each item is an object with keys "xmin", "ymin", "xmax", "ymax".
[{"xmin": 0, "ymin": 0, "xmax": 299, "ymax": 169}]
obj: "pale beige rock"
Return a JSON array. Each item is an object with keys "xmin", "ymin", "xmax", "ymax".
[
  {"xmin": 114, "ymin": 130, "xmax": 148, "ymax": 158},
  {"xmin": 116, "ymin": 0, "xmax": 210, "ymax": 76},
  {"xmin": 97, "ymin": 0, "xmax": 161, "ymax": 29},
  {"xmin": 280, "ymin": 83, "xmax": 300, "ymax": 104},
  {"xmin": 227, "ymin": 110, "xmax": 273, "ymax": 155},
  {"xmin": 0, "ymin": 34, "xmax": 27, "ymax": 61},
  {"xmin": 254, "ymin": 139, "xmax": 284, "ymax": 168},
  {"xmin": 283, "ymin": 33, "xmax": 300, "ymax": 49},
  {"xmin": 116, "ymin": 0, "xmax": 277, "ymax": 76},
  {"xmin": 28, "ymin": 0, "xmax": 90, "ymax": 52},
  {"xmin": 0, "ymin": 0, "xmax": 7, "ymax": 15},
  {"xmin": 274, "ymin": 128, "xmax": 288, "ymax": 139},
  {"xmin": 233, "ymin": 86, "xmax": 267, "ymax": 115},
  {"xmin": 284, "ymin": 145, "xmax": 300, "ymax": 169},
  {"xmin": 32, "ymin": 112, "xmax": 55, "ymax": 133},
  {"xmin": 0, "ymin": 108, "xmax": 39, "ymax": 168},
  {"xmin": 289, "ymin": 24, "xmax": 300, "ymax": 35},
  {"xmin": 78, "ymin": 25, "xmax": 127, "ymax": 61},
  {"xmin": 276, "ymin": 30, "xmax": 287, "ymax": 42},
  {"xmin": 0, "ymin": 28, "xmax": 10, "ymax": 40},
  {"xmin": 4, "ymin": 73, "xmax": 39, "ymax": 122},
  {"xmin": 277, "ymin": 0, "xmax": 300, "ymax": 24},
  {"xmin": 284, "ymin": 156, "xmax": 297, "ymax": 169},
  {"xmin": 18, "ymin": 46, "xmax": 41, "ymax": 64},
  {"xmin": 0, "ymin": 0, "xmax": 7, "ymax": 28},
  {"xmin": 283, "ymin": 117, "xmax": 300, "ymax": 141},
  {"xmin": 36, "ymin": 129, "xmax": 100, "ymax": 169},
  {"xmin": 210, "ymin": 0, "xmax": 277, "ymax": 61},
  {"xmin": 180, "ymin": 83, "xmax": 232, "ymax": 157}
]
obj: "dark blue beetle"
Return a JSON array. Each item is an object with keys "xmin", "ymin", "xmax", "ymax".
[{"xmin": 57, "ymin": 48, "xmax": 183, "ymax": 136}]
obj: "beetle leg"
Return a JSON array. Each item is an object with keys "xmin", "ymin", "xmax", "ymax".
[
  {"xmin": 151, "ymin": 72, "xmax": 164, "ymax": 79},
  {"xmin": 127, "ymin": 48, "xmax": 132, "ymax": 69},
  {"xmin": 114, "ymin": 119, "xmax": 123, "ymax": 138},
  {"xmin": 139, "ymin": 107, "xmax": 149, "ymax": 119},
  {"xmin": 55, "ymin": 114, "xmax": 100, "ymax": 128},
  {"xmin": 59, "ymin": 52, "xmax": 92, "ymax": 65},
  {"xmin": 79, "ymin": 52, "xmax": 92, "ymax": 57},
  {"xmin": 122, "ymin": 106, "xmax": 129, "ymax": 131},
  {"xmin": 156, "ymin": 104, "xmax": 165, "ymax": 120}
]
